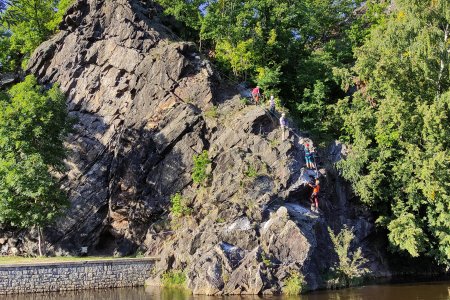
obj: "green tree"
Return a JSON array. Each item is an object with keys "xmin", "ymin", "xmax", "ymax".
[
  {"xmin": 337, "ymin": 0, "xmax": 450, "ymax": 265},
  {"xmin": 327, "ymin": 226, "xmax": 368, "ymax": 288},
  {"xmin": 46, "ymin": 0, "xmax": 74, "ymax": 32},
  {"xmin": 256, "ymin": 66, "xmax": 282, "ymax": 97},
  {"xmin": 0, "ymin": 0, "xmax": 73, "ymax": 71},
  {"xmin": 0, "ymin": 75, "xmax": 72, "ymax": 256},
  {"xmin": 0, "ymin": 27, "xmax": 15, "ymax": 72}
]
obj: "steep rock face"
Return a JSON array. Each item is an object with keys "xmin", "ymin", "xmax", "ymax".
[
  {"xmin": 22, "ymin": 0, "xmax": 391, "ymax": 294},
  {"xmin": 27, "ymin": 0, "xmax": 216, "ymax": 255}
]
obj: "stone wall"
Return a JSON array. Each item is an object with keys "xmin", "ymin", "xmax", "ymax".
[{"xmin": 0, "ymin": 258, "xmax": 156, "ymax": 294}]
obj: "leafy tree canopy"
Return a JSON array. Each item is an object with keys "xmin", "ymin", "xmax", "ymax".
[
  {"xmin": 0, "ymin": 0, "xmax": 73, "ymax": 72},
  {"xmin": 0, "ymin": 75, "xmax": 72, "ymax": 228},
  {"xmin": 337, "ymin": 0, "xmax": 450, "ymax": 266}
]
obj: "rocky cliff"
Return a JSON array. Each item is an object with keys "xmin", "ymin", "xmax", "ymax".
[{"xmin": 2, "ymin": 0, "xmax": 392, "ymax": 294}]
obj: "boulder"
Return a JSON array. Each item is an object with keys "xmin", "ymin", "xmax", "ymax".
[{"xmin": 223, "ymin": 247, "xmax": 271, "ymax": 295}]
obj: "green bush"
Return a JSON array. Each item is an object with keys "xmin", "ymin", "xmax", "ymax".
[
  {"xmin": 268, "ymin": 139, "xmax": 280, "ymax": 148},
  {"xmin": 222, "ymin": 270, "xmax": 230, "ymax": 284},
  {"xmin": 327, "ymin": 226, "xmax": 369, "ymax": 288},
  {"xmin": 282, "ymin": 271, "xmax": 305, "ymax": 295},
  {"xmin": 204, "ymin": 106, "xmax": 218, "ymax": 119},
  {"xmin": 240, "ymin": 97, "xmax": 250, "ymax": 106},
  {"xmin": 261, "ymin": 252, "xmax": 272, "ymax": 267},
  {"xmin": 216, "ymin": 217, "xmax": 225, "ymax": 223},
  {"xmin": 170, "ymin": 193, "xmax": 191, "ymax": 218},
  {"xmin": 161, "ymin": 270, "xmax": 187, "ymax": 288},
  {"xmin": 192, "ymin": 150, "xmax": 211, "ymax": 185},
  {"xmin": 244, "ymin": 165, "xmax": 258, "ymax": 178}
]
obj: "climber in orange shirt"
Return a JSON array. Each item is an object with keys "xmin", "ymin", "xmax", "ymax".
[{"xmin": 308, "ymin": 179, "xmax": 320, "ymax": 212}]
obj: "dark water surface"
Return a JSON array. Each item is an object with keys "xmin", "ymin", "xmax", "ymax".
[{"xmin": 1, "ymin": 281, "xmax": 449, "ymax": 300}]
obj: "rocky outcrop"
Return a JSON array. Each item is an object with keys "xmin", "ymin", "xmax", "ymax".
[
  {"xmin": 26, "ymin": 0, "xmax": 217, "ymax": 256},
  {"xmin": 0, "ymin": 73, "xmax": 19, "ymax": 88},
  {"xmin": 15, "ymin": 0, "xmax": 392, "ymax": 294}
]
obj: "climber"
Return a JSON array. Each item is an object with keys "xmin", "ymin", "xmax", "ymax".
[
  {"xmin": 304, "ymin": 144, "xmax": 315, "ymax": 169},
  {"xmin": 252, "ymin": 86, "xmax": 261, "ymax": 105},
  {"xmin": 280, "ymin": 112, "xmax": 286, "ymax": 141},
  {"xmin": 269, "ymin": 95, "xmax": 275, "ymax": 113},
  {"xmin": 308, "ymin": 179, "xmax": 320, "ymax": 212}
]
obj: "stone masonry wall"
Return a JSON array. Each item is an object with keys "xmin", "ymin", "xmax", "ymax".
[{"xmin": 0, "ymin": 258, "xmax": 155, "ymax": 294}]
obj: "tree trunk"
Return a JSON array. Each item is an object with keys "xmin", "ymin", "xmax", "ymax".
[
  {"xmin": 438, "ymin": 24, "xmax": 449, "ymax": 96},
  {"xmin": 37, "ymin": 226, "xmax": 43, "ymax": 257}
]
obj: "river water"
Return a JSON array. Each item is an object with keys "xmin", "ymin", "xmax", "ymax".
[{"xmin": 1, "ymin": 281, "xmax": 449, "ymax": 300}]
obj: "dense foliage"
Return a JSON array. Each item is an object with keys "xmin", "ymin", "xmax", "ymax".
[
  {"xmin": 192, "ymin": 150, "xmax": 211, "ymax": 185},
  {"xmin": 0, "ymin": 75, "xmax": 71, "ymax": 229},
  {"xmin": 282, "ymin": 271, "xmax": 305, "ymax": 295},
  {"xmin": 170, "ymin": 192, "xmax": 192, "ymax": 218},
  {"xmin": 161, "ymin": 270, "xmax": 187, "ymax": 289},
  {"xmin": 337, "ymin": 0, "xmax": 450, "ymax": 265},
  {"xmin": 327, "ymin": 226, "xmax": 368, "ymax": 287},
  {"xmin": 0, "ymin": 0, "xmax": 73, "ymax": 236},
  {"xmin": 0, "ymin": 0, "xmax": 73, "ymax": 71}
]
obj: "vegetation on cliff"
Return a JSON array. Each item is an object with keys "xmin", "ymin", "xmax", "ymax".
[
  {"xmin": 157, "ymin": 0, "xmax": 450, "ymax": 267},
  {"xmin": 282, "ymin": 271, "xmax": 305, "ymax": 295},
  {"xmin": 327, "ymin": 226, "xmax": 368, "ymax": 288},
  {"xmin": 161, "ymin": 270, "xmax": 188, "ymax": 289}
]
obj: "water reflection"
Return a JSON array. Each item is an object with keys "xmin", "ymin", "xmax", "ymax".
[
  {"xmin": 300, "ymin": 282, "xmax": 450, "ymax": 300},
  {"xmin": 0, "ymin": 288, "xmax": 148, "ymax": 300},
  {"xmin": 145, "ymin": 286, "xmax": 277, "ymax": 300},
  {"xmin": 0, "ymin": 281, "xmax": 449, "ymax": 300}
]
